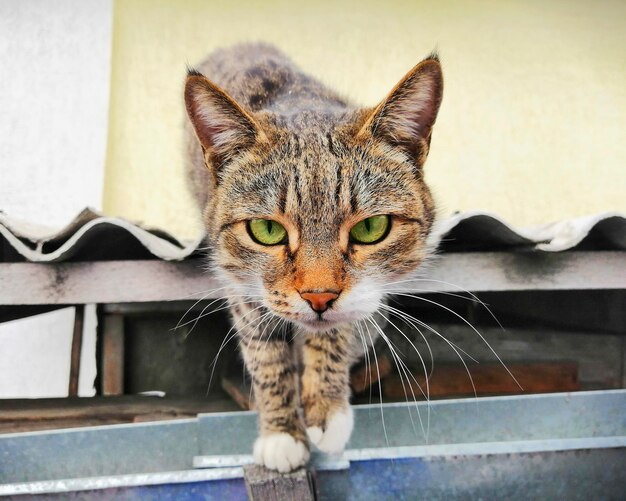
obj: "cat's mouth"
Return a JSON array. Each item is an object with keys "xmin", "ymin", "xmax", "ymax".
[
  {"xmin": 294, "ymin": 310, "xmax": 368, "ymax": 333},
  {"xmin": 298, "ymin": 316, "xmax": 334, "ymax": 329}
]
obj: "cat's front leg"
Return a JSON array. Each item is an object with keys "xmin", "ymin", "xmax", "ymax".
[
  {"xmin": 238, "ymin": 312, "xmax": 309, "ymax": 472},
  {"xmin": 301, "ymin": 325, "xmax": 357, "ymax": 455}
]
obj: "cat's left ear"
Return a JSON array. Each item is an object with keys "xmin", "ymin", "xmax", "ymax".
[{"xmin": 358, "ymin": 55, "xmax": 443, "ymax": 167}]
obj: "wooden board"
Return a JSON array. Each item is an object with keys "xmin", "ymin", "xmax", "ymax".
[
  {"xmin": 0, "ymin": 396, "xmax": 240, "ymax": 433},
  {"xmin": 387, "ymin": 323, "xmax": 623, "ymax": 390},
  {"xmin": 101, "ymin": 313, "xmax": 125, "ymax": 396},
  {"xmin": 0, "ymin": 260, "xmax": 220, "ymax": 305},
  {"xmin": 350, "ymin": 353, "xmax": 392, "ymax": 394},
  {"xmin": 221, "ymin": 374, "xmax": 255, "ymax": 411},
  {"xmin": 382, "ymin": 362, "xmax": 580, "ymax": 399},
  {"xmin": 1, "ymin": 252, "xmax": 624, "ymax": 305},
  {"xmin": 68, "ymin": 304, "xmax": 84, "ymax": 397},
  {"xmin": 243, "ymin": 464, "xmax": 316, "ymax": 501}
]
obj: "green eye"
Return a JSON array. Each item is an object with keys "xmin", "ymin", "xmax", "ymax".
[
  {"xmin": 247, "ymin": 219, "xmax": 288, "ymax": 245},
  {"xmin": 349, "ymin": 215, "xmax": 390, "ymax": 244}
]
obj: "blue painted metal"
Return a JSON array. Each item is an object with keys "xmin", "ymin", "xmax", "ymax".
[
  {"xmin": 1, "ymin": 391, "xmax": 624, "ymax": 499},
  {"xmin": 317, "ymin": 449, "xmax": 626, "ymax": 501}
]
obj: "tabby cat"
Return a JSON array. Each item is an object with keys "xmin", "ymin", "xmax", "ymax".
[{"xmin": 184, "ymin": 43, "xmax": 442, "ymax": 472}]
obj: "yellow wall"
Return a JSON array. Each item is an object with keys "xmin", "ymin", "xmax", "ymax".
[{"xmin": 104, "ymin": 0, "xmax": 626, "ymax": 239}]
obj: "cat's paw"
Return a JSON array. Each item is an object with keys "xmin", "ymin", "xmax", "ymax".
[
  {"xmin": 253, "ymin": 432, "xmax": 310, "ymax": 473},
  {"xmin": 306, "ymin": 405, "xmax": 353, "ymax": 455}
]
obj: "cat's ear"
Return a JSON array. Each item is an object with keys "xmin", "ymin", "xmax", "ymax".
[
  {"xmin": 185, "ymin": 69, "xmax": 265, "ymax": 167},
  {"xmin": 358, "ymin": 55, "xmax": 443, "ymax": 166}
]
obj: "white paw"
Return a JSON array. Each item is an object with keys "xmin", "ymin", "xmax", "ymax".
[
  {"xmin": 253, "ymin": 432, "xmax": 310, "ymax": 473},
  {"xmin": 306, "ymin": 406, "xmax": 354, "ymax": 455}
]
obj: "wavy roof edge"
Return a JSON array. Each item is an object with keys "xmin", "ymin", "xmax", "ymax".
[{"xmin": 0, "ymin": 208, "xmax": 624, "ymax": 263}]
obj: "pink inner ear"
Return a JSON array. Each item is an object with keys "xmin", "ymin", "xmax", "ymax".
[
  {"xmin": 185, "ymin": 76, "xmax": 258, "ymax": 159},
  {"xmin": 389, "ymin": 71, "xmax": 441, "ymax": 141},
  {"xmin": 188, "ymin": 94, "xmax": 255, "ymax": 159},
  {"xmin": 192, "ymin": 102, "xmax": 231, "ymax": 152}
]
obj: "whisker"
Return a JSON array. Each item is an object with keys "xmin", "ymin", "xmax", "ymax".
[
  {"xmin": 354, "ymin": 321, "xmax": 373, "ymax": 404},
  {"xmin": 384, "ymin": 287, "xmax": 483, "ymax": 305},
  {"xmin": 172, "ymin": 283, "xmax": 263, "ymax": 302},
  {"xmin": 378, "ymin": 303, "xmax": 435, "ymax": 379},
  {"xmin": 234, "ymin": 310, "xmax": 275, "ymax": 353},
  {"xmin": 382, "ymin": 303, "xmax": 477, "ymax": 362},
  {"xmin": 361, "ymin": 319, "xmax": 389, "ymax": 448},
  {"xmin": 212, "ymin": 309, "xmax": 275, "ymax": 396},
  {"xmin": 379, "ymin": 311, "xmax": 436, "ymax": 440},
  {"xmin": 172, "ymin": 286, "xmax": 265, "ymax": 332},
  {"xmin": 375, "ymin": 309, "xmax": 431, "ymax": 401},
  {"xmin": 175, "ymin": 296, "xmax": 227, "ymax": 333},
  {"xmin": 206, "ymin": 304, "xmax": 269, "ymax": 395},
  {"xmin": 382, "ymin": 277, "xmax": 504, "ymax": 330},
  {"xmin": 367, "ymin": 318, "xmax": 430, "ymax": 403},
  {"xmin": 381, "ymin": 303, "xmax": 479, "ymax": 398},
  {"xmin": 393, "ymin": 293, "xmax": 521, "ymax": 390},
  {"xmin": 366, "ymin": 316, "xmax": 427, "ymax": 439},
  {"xmin": 174, "ymin": 295, "xmax": 263, "ymax": 332},
  {"xmin": 380, "ymin": 304, "xmax": 479, "ymax": 404},
  {"xmin": 173, "ymin": 288, "xmax": 228, "ymax": 330},
  {"xmin": 247, "ymin": 315, "xmax": 285, "ymax": 404}
]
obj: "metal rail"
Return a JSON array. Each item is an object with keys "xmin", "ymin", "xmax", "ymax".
[{"xmin": 1, "ymin": 390, "xmax": 624, "ymax": 499}]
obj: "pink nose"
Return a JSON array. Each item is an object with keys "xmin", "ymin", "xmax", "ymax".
[{"xmin": 300, "ymin": 291, "xmax": 339, "ymax": 313}]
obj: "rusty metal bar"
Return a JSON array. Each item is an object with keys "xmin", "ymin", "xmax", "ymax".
[
  {"xmin": 102, "ymin": 314, "xmax": 125, "ymax": 396},
  {"xmin": 68, "ymin": 305, "xmax": 85, "ymax": 397}
]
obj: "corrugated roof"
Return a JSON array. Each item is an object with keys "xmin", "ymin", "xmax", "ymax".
[{"xmin": 0, "ymin": 208, "xmax": 624, "ymax": 263}]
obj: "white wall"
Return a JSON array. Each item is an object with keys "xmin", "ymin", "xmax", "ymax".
[
  {"xmin": 0, "ymin": 308, "xmax": 97, "ymax": 398},
  {"xmin": 0, "ymin": 0, "xmax": 112, "ymax": 227},
  {"xmin": 0, "ymin": 0, "xmax": 113, "ymax": 398}
]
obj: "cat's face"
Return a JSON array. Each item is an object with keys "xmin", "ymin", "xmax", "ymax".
[
  {"xmin": 211, "ymin": 131, "xmax": 435, "ymax": 332},
  {"xmin": 186, "ymin": 57, "xmax": 442, "ymax": 332}
]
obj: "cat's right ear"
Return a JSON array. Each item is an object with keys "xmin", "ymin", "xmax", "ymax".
[
  {"xmin": 185, "ymin": 70, "xmax": 266, "ymax": 168},
  {"xmin": 357, "ymin": 55, "xmax": 443, "ymax": 168}
]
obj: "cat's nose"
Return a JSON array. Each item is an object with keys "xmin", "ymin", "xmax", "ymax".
[{"xmin": 300, "ymin": 291, "xmax": 339, "ymax": 313}]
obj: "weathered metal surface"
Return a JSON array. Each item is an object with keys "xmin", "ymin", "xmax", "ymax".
[
  {"xmin": 2, "ymin": 210, "xmax": 624, "ymax": 264},
  {"xmin": 0, "ymin": 480, "xmax": 247, "ymax": 500},
  {"xmin": 316, "ymin": 448, "xmax": 625, "ymax": 501},
  {"xmin": 0, "ymin": 396, "xmax": 238, "ymax": 434},
  {"xmin": 0, "ymin": 208, "xmax": 202, "ymax": 264},
  {"xmin": 0, "ymin": 391, "xmax": 624, "ymax": 498},
  {"xmin": 1, "ymin": 251, "xmax": 625, "ymax": 305},
  {"xmin": 191, "ymin": 390, "xmax": 626, "ymax": 455},
  {"xmin": 1, "ymin": 469, "xmax": 246, "ymax": 499},
  {"xmin": 0, "ymin": 418, "xmax": 199, "ymax": 483}
]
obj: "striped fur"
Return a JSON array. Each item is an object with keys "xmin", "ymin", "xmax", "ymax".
[{"xmin": 184, "ymin": 43, "xmax": 442, "ymax": 471}]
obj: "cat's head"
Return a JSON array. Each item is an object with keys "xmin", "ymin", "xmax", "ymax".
[{"xmin": 185, "ymin": 56, "xmax": 442, "ymax": 332}]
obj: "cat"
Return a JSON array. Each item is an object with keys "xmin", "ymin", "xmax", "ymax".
[{"xmin": 184, "ymin": 43, "xmax": 442, "ymax": 472}]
